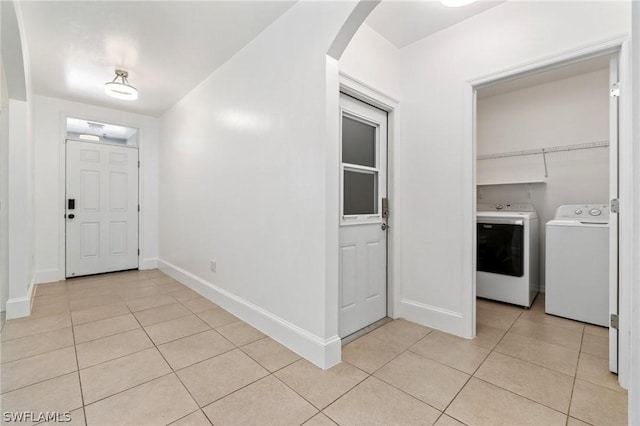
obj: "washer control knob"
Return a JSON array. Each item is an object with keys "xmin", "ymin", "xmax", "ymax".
[
  {"xmin": 589, "ymin": 208, "xmax": 602, "ymax": 216},
  {"xmin": 574, "ymin": 209, "xmax": 583, "ymax": 215}
]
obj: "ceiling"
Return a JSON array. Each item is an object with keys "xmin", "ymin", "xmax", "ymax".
[
  {"xmin": 366, "ymin": 0, "xmax": 505, "ymax": 48},
  {"xmin": 478, "ymin": 55, "xmax": 611, "ymax": 99},
  {"xmin": 19, "ymin": 1, "xmax": 294, "ymax": 117}
]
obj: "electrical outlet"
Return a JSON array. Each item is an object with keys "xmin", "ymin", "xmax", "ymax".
[{"xmin": 210, "ymin": 260, "xmax": 216, "ymax": 273}]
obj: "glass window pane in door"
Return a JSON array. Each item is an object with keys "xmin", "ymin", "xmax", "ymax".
[
  {"xmin": 344, "ymin": 170, "xmax": 378, "ymax": 215},
  {"xmin": 342, "ymin": 116, "xmax": 375, "ymax": 167}
]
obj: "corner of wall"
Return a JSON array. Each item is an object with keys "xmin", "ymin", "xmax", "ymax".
[
  {"xmin": 400, "ymin": 298, "xmax": 468, "ymax": 337},
  {"xmin": 158, "ymin": 258, "xmax": 341, "ymax": 369},
  {"xmin": 34, "ymin": 268, "xmax": 64, "ymax": 284},
  {"xmin": 140, "ymin": 258, "xmax": 158, "ymax": 270},
  {"xmin": 5, "ymin": 272, "xmax": 35, "ymax": 319}
]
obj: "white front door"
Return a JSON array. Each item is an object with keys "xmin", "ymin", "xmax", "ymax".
[
  {"xmin": 65, "ymin": 140, "xmax": 139, "ymax": 278},
  {"xmin": 339, "ymin": 93, "xmax": 388, "ymax": 338}
]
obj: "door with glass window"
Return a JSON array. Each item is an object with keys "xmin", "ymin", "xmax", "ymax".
[{"xmin": 339, "ymin": 93, "xmax": 388, "ymax": 338}]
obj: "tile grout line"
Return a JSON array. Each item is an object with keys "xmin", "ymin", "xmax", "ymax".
[
  {"xmin": 8, "ymin": 274, "xmax": 623, "ymax": 426},
  {"xmin": 566, "ymin": 328, "xmax": 587, "ymax": 425},
  {"xmin": 465, "ymin": 300, "xmax": 605, "ymax": 421},
  {"xmin": 3, "ymin": 279, "xmax": 198, "ymax": 344},
  {"xmin": 70, "ymin": 283, "xmax": 217, "ymax": 422},
  {"xmin": 435, "ymin": 307, "xmax": 525, "ymax": 423},
  {"xmin": 66, "ymin": 284, "xmax": 89, "ymax": 426},
  {"xmin": 336, "ymin": 330, "xmax": 450, "ymax": 423},
  {"xmin": 470, "ymin": 304, "xmax": 584, "ymax": 417},
  {"xmin": 0, "ymin": 332, "xmax": 76, "ymax": 365},
  {"xmin": 121, "ymin": 294, "xmax": 207, "ymax": 419}
]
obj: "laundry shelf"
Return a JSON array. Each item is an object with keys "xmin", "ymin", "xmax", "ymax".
[{"xmin": 477, "ymin": 179, "xmax": 547, "ymax": 186}]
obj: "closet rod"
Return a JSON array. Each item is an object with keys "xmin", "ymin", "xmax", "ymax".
[{"xmin": 477, "ymin": 140, "xmax": 609, "ymax": 161}]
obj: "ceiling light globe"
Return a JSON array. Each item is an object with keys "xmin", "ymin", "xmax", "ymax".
[
  {"xmin": 440, "ymin": 0, "xmax": 476, "ymax": 7},
  {"xmin": 105, "ymin": 81, "xmax": 138, "ymax": 100}
]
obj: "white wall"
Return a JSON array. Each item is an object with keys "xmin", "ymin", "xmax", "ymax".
[
  {"xmin": 5, "ymin": 98, "xmax": 34, "ymax": 319},
  {"xmin": 630, "ymin": 1, "xmax": 640, "ymax": 423},
  {"xmin": 398, "ymin": 1, "xmax": 630, "ymax": 337},
  {"xmin": 159, "ymin": 1, "xmax": 357, "ymax": 368},
  {"xmin": 339, "ymin": 23, "xmax": 401, "ymax": 100},
  {"xmin": 477, "ymin": 68, "xmax": 610, "ymax": 290},
  {"xmin": 33, "ymin": 95, "xmax": 160, "ymax": 283},
  {"xmin": 1, "ymin": 59, "xmax": 9, "ymax": 311},
  {"xmin": 2, "ymin": 0, "xmax": 36, "ymax": 319}
]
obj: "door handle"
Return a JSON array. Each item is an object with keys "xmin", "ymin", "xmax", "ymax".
[
  {"xmin": 381, "ymin": 223, "xmax": 389, "ymax": 231},
  {"xmin": 68, "ymin": 214, "xmax": 75, "ymax": 219}
]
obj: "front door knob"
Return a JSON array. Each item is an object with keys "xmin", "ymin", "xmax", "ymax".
[{"xmin": 68, "ymin": 214, "xmax": 75, "ymax": 219}]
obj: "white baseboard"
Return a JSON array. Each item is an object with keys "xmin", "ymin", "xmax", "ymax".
[
  {"xmin": 35, "ymin": 269, "xmax": 64, "ymax": 284},
  {"xmin": 401, "ymin": 298, "xmax": 468, "ymax": 337},
  {"xmin": 158, "ymin": 258, "xmax": 341, "ymax": 369},
  {"xmin": 6, "ymin": 275, "xmax": 36, "ymax": 319},
  {"xmin": 139, "ymin": 257, "xmax": 158, "ymax": 270}
]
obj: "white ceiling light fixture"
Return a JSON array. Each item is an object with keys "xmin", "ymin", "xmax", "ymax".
[
  {"xmin": 440, "ymin": 0, "xmax": 477, "ymax": 7},
  {"xmin": 105, "ymin": 69, "xmax": 138, "ymax": 100}
]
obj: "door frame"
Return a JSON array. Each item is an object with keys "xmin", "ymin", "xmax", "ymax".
[
  {"xmin": 58, "ymin": 113, "xmax": 143, "ymax": 280},
  {"xmin": 463, "ymin": 36, "xmax": 632, "ymax": 388},
  {"xmin": 339, "ymin": 72, "xmax": 401, "ymax": 326}
]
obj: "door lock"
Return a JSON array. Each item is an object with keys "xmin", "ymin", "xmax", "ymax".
[
  {"xmin": 382, "ymin": 197, "xmax": 390, "ymax": 219},
  {"xmin": 381, "ymin": 223, "xmax": 388, "ymax": 231}
]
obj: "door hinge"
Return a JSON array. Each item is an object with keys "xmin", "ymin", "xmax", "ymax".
[
  {"xmin": 137, "ymin": 249, "xmax": 140, "ymax": 256},
  {"xmin": 138, "ymin": 161, "xmax": 140, "ymax": 168},
  {"xmin": 610, "ymin": 314, "xmax": 619, "ymax": 329},
  {"xmin": 138, "ymin": 204, "xmax": 140, "ymax": 212},
  {"xmin": 610, "ymin": 83, "xmax": 620, "ymax": 98},
  {"xmin": 611, "ymin": 198, "xmax": 619, "ymax": 214}
]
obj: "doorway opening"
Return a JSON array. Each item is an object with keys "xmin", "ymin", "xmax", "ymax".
[
  {"xmin": 472, "ymin": 52, "xmax": 620, "ymax": 378},
  {"xmin": 64, "ymin": 118, "xmax": 140, "ymax": 278},
  {"xmin": 338, "ymin": 92, "xmax": 389, "ymax": 338}
]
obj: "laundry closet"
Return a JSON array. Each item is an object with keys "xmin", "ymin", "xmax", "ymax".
[{"xmin": 475, "ymin": 56, "xmax": 613, "ymax": 331}]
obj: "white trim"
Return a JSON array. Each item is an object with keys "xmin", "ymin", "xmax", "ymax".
[
  {"xmin": 461, "ymin": 83, "xmax": 476, "ymax": 339},
  {"xmin": 629, "ymin": 3, "xmax": 640, "ymax": 423},
  {"xmin": 6, "ymin": 274, "xmax": 35, "ymax": 319},
  {"xmin": 58, "ymin": 111, "xmax": 147, "ymax": 278},
  {"xmin": 139, "ymin": 257, "xmax": 158, "ymax": 270},
  {"xmin": 339, "ymin": 71, "xmax": 399, "ymax": 110},
  {"xmin": 464, "ymin": 36, "xmax": 632, "ymax": 389},
  {"xmin": 468, "ymin": 35, "xmax": 627, "ymax": 88},
  {"xmin": 35, "ymin": 268, "xmax": 64, "ymax": 284},
  {"xmin": 64, "ymin": 137, "xmax": 139, "ymax": 150},
  {"xmin": 158, "ymin": 258, "xmax": 341, "ymax": 369},
  {"xmin": 338, "ymin": 71, "xmax": 402, "ymax": 321},
  {"xmin": 401, "ymin": 299, "xmax": 466, "ymax": 335},
  {"xmin": 616, "ymin": 39, "xmax": 633, "ymax": 390}
]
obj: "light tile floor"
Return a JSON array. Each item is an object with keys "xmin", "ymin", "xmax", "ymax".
[{"xmin": 0, "ymin": 270, "xmax": 628, "ymax": 425}]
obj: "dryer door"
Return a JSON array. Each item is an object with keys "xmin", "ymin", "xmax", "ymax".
[{"xmin": 477, "ymin": 222, "xmax": 524, "ymax": 277}]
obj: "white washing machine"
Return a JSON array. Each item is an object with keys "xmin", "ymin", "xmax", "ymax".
[
  {"xmin": 545, "ymin": 204, "xmax": 609, "ymax": 327},
  {"xmin": 477, "ymin": 204, "xmax": 539, "ymax": 307}
]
